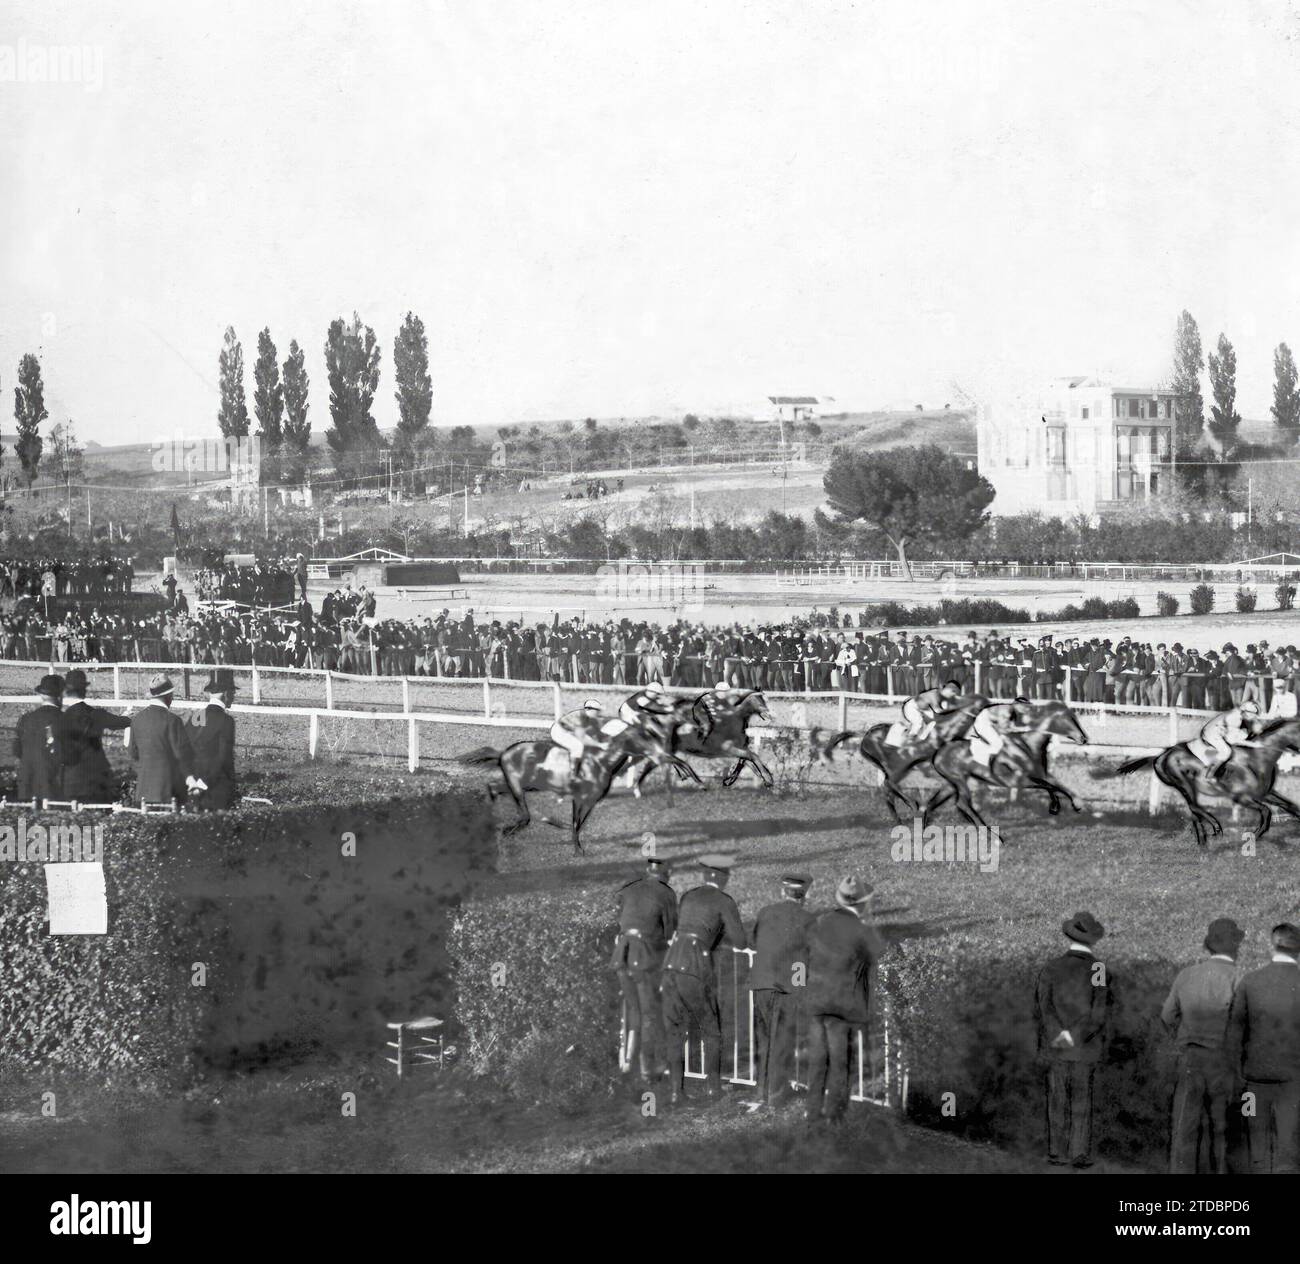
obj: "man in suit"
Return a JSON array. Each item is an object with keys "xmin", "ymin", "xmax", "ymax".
[
  {"xmin": 1160, "ymin": 917, "xmax": 1243, "ymax": 1173},
  {"xmin": 1034, "ymin": 910, "xmax": 1113, "ymax": 1167},
  {"xmin": 188, "ymin": 669, "xmax": 238, "ymax": 810},
  {"xmin": 14, "ymin": 673, "xmax": 67, "ymax": 803},
  {"xmin": 610, "ymin": 855, "xmax": 678, "ymax": 1084},
  {"xmin": 804, "ymin": 876, "xmax": 886, "ymax": 1124},
  {"xmin": 127, "ymin": 673, "xmax": 196, "ymax": 807},
  {"xmin": 59, "ymin": 668, "xmax": 132, "ymax": 803},
  {"xmin": 661, "ymin": 854, "xmax": 747, "ymax": 1103},
  {"xmin": 747, "ymin": 873, "xmax": 814, "ymax": 1109},
  {"xmin": 1226, "ymin": 922, "xmax": 1300, "ymax": 1173}
]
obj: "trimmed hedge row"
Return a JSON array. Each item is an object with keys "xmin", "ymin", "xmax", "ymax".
[{"xmin": 0, "ymin": 790, "xmax": 495, "ymax": 1081}]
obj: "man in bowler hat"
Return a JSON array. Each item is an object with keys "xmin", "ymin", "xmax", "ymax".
[
  {"xmin": 1226, "ymin": 922, "xmax": 1300, "ymax": 1173},
  {"xmin": 1034, "ymin": 911, "xmax": 1113, "ymax": 1167},
  {"xmin": 127, "ymin": 673, "xmax": 196, "ymax": 807},
  {"xmin": 747, "ymin": 873, "xmax": 814, "ymax": 1108},
  {"xmin": 59, "ymin": 668, "xmax": 132, "ymax": 803},
  {"xmin": 188, "ymin": 668, "xmax": 239, "ymax": 810},
  {"xmin": 1160, "ymin": 917, "xmax": 1243, "ymax": 1173},
  {"xmin": 14, "ymin": 673, "xmax": 67, "ymax": 802}
]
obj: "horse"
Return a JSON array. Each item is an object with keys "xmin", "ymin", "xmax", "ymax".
[
  {"xmin": 1112, "ymin": 716, "xmax": 1300, "ymax": 847},
  {"xmin": 631, "ymin": 689, "xmax": 777, "ymax": 793},
  {"xmin": 922, "ymin": 700, "xmax": 1089, "ymax": 830},
  {"xmin": 459, "ymin": 723, "xmax": 696, "ymax": 853},
  {"xmin": 824, "ymin": 693, "xmax": 988, "ymax": 820}
]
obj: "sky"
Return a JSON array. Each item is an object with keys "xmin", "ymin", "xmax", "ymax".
[{"xmin": 3, "ymin": 0, "xmax": 1300, "ymax": 446}]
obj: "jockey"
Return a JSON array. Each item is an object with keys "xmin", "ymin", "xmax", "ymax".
[
  {"xmin": 901, "ymin": 679, "xmax": 963, "ymax": 741},
  {"xmin": 620, "ymin": 679, "xmax": 677, "ymax": 732},
  {"xmin": 695, "ymin": 681, "xmax": 733, "ymax": 737},
  {"xmin": 1199, "ymin": 701, "xmax": 1262, "ymax": 777},
  {"xmin": 550, "ymin": 699, "xmax": 613, "ymax": 788},
  {"xmin": 968, "ymin": 697, "xmax": 1035, "ymax": 764}
]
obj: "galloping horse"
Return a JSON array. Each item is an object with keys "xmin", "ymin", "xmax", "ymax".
[
  {"xmin": 632, "ymin": 689, "xmax": 777, "ymax": 793},
  {"xmin": 1113, "ymin": 716, "xmax": 1300, "ymax": 847},
  {"xmin": 459, "ymin": 724, "xmax": 697, "ymax": 853},
  {"xmin": 825, "ymin": 693, "xmax": 988, "ymax": 820},
  {"xmin": 923, "ymin": 700, "xmax": 1089, "ymax": 830}
]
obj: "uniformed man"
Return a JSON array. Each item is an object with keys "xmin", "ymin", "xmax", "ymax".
[
  {"xmin": 611, "ymin": 855, "xmax": 678, "ymax": 1083},
  {"xmin": 14, "ymin": 673, "xmax": 67, "ymax": 803},
  {"xmin": 747, "ymin": 873, "xmax": 814, "ymax": 1109},
  {"xmin": 662, "ymin": 853, "xmax": 747, "ymax": 1102},
  {"xmin": 188, "ymin": 668, "xmax": 239, "ymax": 810},
  {"xmin": 804, "ymin": 876, "xmax": 885, "ymax": 1123},
  {"xmin": 59, "ymin": 668, "xmax": 131, "ymax": 803}
]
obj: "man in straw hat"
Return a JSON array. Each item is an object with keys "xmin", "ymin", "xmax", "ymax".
[
  {"xmin": 188, "ymin": 668, "xmax": 239, "ymax": 810},
  {"xmin": 747, "ymin": 873, "xmax": 814, "ymax": 1110},
  {"xmin": 1034, "ymin": 910, "xmax": 1113, "ymax": 1167},
  {"xmin": 1226, "ymin": 922, "xmax": 1300, "ymax": 1173},
  {"xmin": 14, "ymin": 673, "xmax": 68, "ymax": 803},
  {"xmin": 1160, "ymin": 917, "xmax": 1244, "ymax": 1173},
  {"xmin": 60, "ymin": 668, "xmax": 132, "ymax": 803},
  {"xmin": 127, "ymin": 673, "xmax": 196, "ymax": 807},
  {"xmin": 661, "ymin": 853, "xmax": 746, "ymax": 1104},
  {"xmin": 803, "ymin": 876, "xmax": 886, "ymax": 1124}
]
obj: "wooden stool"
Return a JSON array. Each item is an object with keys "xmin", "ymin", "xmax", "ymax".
[{"xmin": 385, "ymin": 1017, "xmax": 444, "ymax": 1078}]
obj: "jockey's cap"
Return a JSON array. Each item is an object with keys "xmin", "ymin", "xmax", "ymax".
[
  {"xmin": 646, "ymin": 681, "xmax": 665, "ymax": 695},
  {"xmin": 583, "ymin": 698, "xmax": 601, "ymax": 710},
  {"xmin": 1241, "ymin": 700, "xmax": 1259, "ymax": 714},
  {"xmin": 714, "ymin": 681, "xmax": 729, "ymax": 693}
]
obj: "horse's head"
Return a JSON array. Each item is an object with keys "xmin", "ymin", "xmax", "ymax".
[
  {"xmin": 737, "ymin": 690, "xmax": 774, "ymax": 723},
  {"xmin": 1025, "ymin": 699, "xmax": 1088, "ymax": 745},
  {"xmin": 1256, "ymin": 715, "xmax": 1300, "ymax": 753}
]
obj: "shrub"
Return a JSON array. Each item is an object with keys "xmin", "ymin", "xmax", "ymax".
[
  {"xmin": 1156, "ymin": 591, "xmax": 1179, "ymax": 617},
  {"xmin": 1189, "ymin": 583, "xmax": 1215, "ymax": 615},
  {"xmin": 1106, "ymin": 596, "xmax": 1140, "ymax": 619},
  {"xmin": 1277, "ymin": 581, "xmax": 1297, "ymax": 612},
  {"xmin": 1235, "ymin": 586, "xmax": 1257, "ymax": 613}
]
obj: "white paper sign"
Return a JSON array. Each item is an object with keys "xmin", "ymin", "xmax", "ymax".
[{"xmin": 44, "ymin": 863, "xmax": 108, "ymax": 935}]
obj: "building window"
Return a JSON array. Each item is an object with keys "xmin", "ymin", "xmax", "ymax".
[
  {"xmin": 1046, "ymin": 426, "xmax": 1066, "ymax": 467},
  {"xmin": 1081, "ymin": 406, "xmax": 1089, "ymax": 420},
  {"xmin": 1128, "ymin": 398, "xmax": 1141, "ymax": 418}
]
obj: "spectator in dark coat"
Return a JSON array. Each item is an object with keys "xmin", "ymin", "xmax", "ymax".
[
  {"xmin": 1226, "ymin": 922, "xmax": 1300, "ymax": 1173},
  {"xmin": 59, "ymin": 668, "xmax": 131, "ymax": 803},
  {"xmin": 1034, "ymin": 910, "xmax": 1113, "ymax": 1167},
  {"xmin": 127, "ymin": 673, "xmax": 195, "ymax": 806},
  {"xmin": 610, "ymin": 855, "xmax": 678, "ymax": 1083},
  {"xmin": 187, "ymin": 669, "xmax": 238, "ymax": 810},
  {"xmin": 804, "ymin": 876, "xmax": 886, "ymax": 1123},
  {"xmin": 14, "ymin": 673, "xmax": 67, "ymax": 802}
]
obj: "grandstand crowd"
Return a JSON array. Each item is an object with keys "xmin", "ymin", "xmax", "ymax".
[
  {"xmin": 2, "ymin": 581, "xmax": 1299, "ymax": 713},
  {"xmin": 0, "ymin": 556, "xmax": 134, "ymax": 598}
]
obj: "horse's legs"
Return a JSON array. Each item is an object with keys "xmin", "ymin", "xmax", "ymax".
[
  {"xmin": 1027, "ymin": 773, "xmax": 1079, "ymax": 816},
  {"xmin": 499, "ymin": 767, "xmax": 532, "ymax": 835},
  {"xmin": 881, "ymin": 779, "xmax": 915, "ymax": 823},
  {"xmin": 1264, "ymin": 789, "xmax": 1300, "ymax": 822},
  {"xmin": 920, "ymin": 782, "xmax": 953, "ymax": 827}
]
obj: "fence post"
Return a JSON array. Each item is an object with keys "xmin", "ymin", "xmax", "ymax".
[
  {"xmin": 308, "ymin": 711, "xmax": 319, "ymax": 760},
  {"xmin": 1148, "ymin": 770, "xmax": 1161, "ymax": 815},
  {"xmin": 402, "ymin": 677, "xmax": 411, "ymax": 714},
  {"xmin": 408, "ymin": 716, "xmax": 418, "ymax": 773},
  {"xmin": 112, "ymin": 663, "xmax": 121, "ymax": 701},
  {"xmin": 1168, "ymin": 706, "xmax": 1178, "ymax": 745},
  {"xmin": 974, "ymin": 660, "xmax": 982, "ymax": 695},
  {"xmin": 483, "ymin": 678, "xmax": 492, "ymax": 719},
  {"xmin": 1063, "ymin": 665, "xmax": 1072, "ymax": 703},
  {"xmin": 325, "ymin": 671, "xmax": 334, "ymax": 710},
  {"xmin": 251, "ymin": 664, "xmax": 261, "ymax": 705},
  {"xmin": 552, "ymin": 682, "xmax": 563, "ymax": 719},
  {"xmin": 838, "ymin": 691, "xmax": 848, "ymax": 730},
  {"xmin": 886, "ymin": 666, "xmax": 894, "ymax": 701}
]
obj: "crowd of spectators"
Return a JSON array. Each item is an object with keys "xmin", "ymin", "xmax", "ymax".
[{"xmin": 0, "ymin": 556, "xmax": 134, "ymax": 599}]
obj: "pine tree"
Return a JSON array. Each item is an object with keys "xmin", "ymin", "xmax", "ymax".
[
  {"xmin": 1206, "ymin": 332, "xmax": 1242, "ymax": 450},
  {"xmin": 217, "ymin": 326, "xmax": 251, "ymax": 437},
  {"xmin": 1170, "ymin": 310, "xmax": 1205, "ymax": 451},
  {"xmin": 392, "ymin": 312, "xmax": 433, "ymax": 472},
  {"xmin": 281, "ymin": 339, "xmax": 312, "ymax": 483},
  {"xmin": 252, "ymin": 327, "xmax": 285, "ymax": 482},
  {"xmin": 1271, "ymin": 342, "xmax": 1300, "ymax": 442},
  {"xmin": 13, "ymin": 353, "xmax": 47, "ymax": 487}
]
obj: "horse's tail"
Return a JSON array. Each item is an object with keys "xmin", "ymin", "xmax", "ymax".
[
  {"xmin": 823, "ymin": 729, "xmax": 859, "ymax": 753},
  {"xmin": 1108, "ymin": 755, "xmax": 1154, "ymax": 779},
  {"xmin": 458, "ymin": 746, "xmax": 502, "ymax": 766}
]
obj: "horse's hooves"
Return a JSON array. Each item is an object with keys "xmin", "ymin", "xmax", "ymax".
[{"xmin": 1049, "ymin": 803, "xmax": 1060, "ymax": 816}]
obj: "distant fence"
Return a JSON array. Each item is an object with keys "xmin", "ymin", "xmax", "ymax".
[{"xmin": 781, "ymin": 558, "xmax": 1300, "ymax": 585}]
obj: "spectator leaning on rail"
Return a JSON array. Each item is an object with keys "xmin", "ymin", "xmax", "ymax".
[
  {"xmin": 59, "ymin": 668, "xmax": 132, "ymax": 803},
  {"xmin": 127, "ymin": 673, "xmax": 199, "ymax": 807}
]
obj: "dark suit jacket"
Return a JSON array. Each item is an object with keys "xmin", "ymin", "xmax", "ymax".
[
  {"xmin": 60, "ymin": 700, "xmax": 132, "ymax": 802},
  {"xmin": 1034, "ymin": 948, "xmax": 1113, "ymax": 1063},
  {"xmin": 1226, "ymin": 960, "xmax": 1300, "ymax": 1083},
  {"xmin": 749, "ymin": 899, "xmax": 814, "ymax": 993},
  {"xmin": 805, "ymin": 907, "xmax": 886, "ymax": 1024},
  {"xmin": 611, "ymin": 875, "xmax": 678, "ymax": 970},
  {"xmin": 13, "ymin": 703, "xmax": 68, "ymax": 802},
  {"xmin": 127, "ymin": 702, "xmax": 195, "ymax": 805},
  {"xmin": 187, "ymin": 702, "xmax": 237, "ymax": 809},
  {"xmin": 663, "ymin": 884, "xmax": 746, "ymax": 979}
]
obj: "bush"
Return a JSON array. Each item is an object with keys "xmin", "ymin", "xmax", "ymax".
[
  {"xmin": 1106, "ymin": 596, "xmax": 1140, "ymax": 619},
  {"xmin": 1277, "ymin": 581, "xmax": 1297, "ymax": 612},
  {"xmin": 1235, "ymin": 586, "xmax": 1257, "ymax": 613},
  {"xmin": 1189, "ymin": 583, "xmax": 1215, "ymax": 615},
  {"xmin": 1156, "ymin": 591, "xmax": 1179, "ymax": 617},
  {"xmin": 0, "ymin": 791, "xmax": 494, "ymax": 1080}
]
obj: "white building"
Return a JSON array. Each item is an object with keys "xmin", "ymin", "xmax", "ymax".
[
  {"xmin": 977, "ymin": 376, "xmax": 1176, "ymax": 517},
  {"xmin": 767, "ymin": 395, "xmax": 836, "ymax": 421}
]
